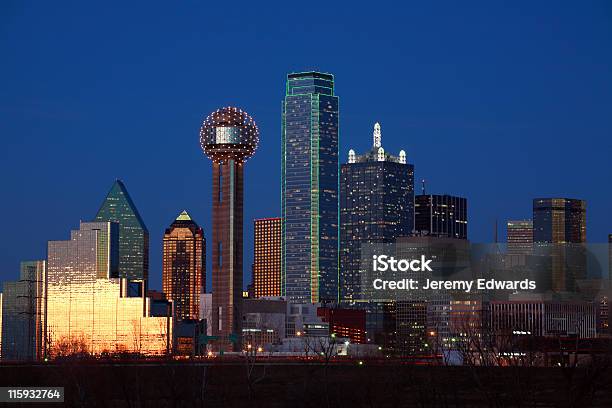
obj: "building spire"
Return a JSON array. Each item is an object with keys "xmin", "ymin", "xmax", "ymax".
[
  {"xmin": 373, "ymin": 122, "xmax": 381, "ymax": 148},
  {"xmin": 176, "ymin": 210, "xmax": 192, "ymax": 221}
]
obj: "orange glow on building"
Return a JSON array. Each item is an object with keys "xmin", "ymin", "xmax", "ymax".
[{"xmin": 253, "ymin": 218, "xmax": 282, "ymax": 298}]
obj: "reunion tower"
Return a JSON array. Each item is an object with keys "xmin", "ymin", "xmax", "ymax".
[{"xmin": 200, "ymin": 107, "xmax": 259, "ymax": 351}]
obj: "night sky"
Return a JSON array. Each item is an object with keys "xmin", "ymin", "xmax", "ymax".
[{"xmin": 1, "ymin": 1, "xmax": 611, "ymax": 291}]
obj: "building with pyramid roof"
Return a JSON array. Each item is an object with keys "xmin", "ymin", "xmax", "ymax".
[{"xmin": 94, "ymin": 180, "xmax": 149, "ymax": 282}]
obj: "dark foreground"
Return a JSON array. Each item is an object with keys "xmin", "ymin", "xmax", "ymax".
[{"xmin": 0, "ymin": 361, "xmax": 611, "ymax": 407}]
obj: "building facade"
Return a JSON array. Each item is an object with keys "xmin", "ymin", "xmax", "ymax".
[
  {"xmin": 253, "ymin": 218, "xmax": 282, "ymax": 298},
  {"xmin": 200, "ymin": 107, "xmax": 259, "ymax": 351},
  {"xmin": 340, "ymin": 122, "xmax": 414, "ymax": 302},
  {"xmin": 162, "ymin": 211, "xmax": 205, "ymax": 321},
  {"xmin": 95, "ymin": 179, "xmax": 149, "ymax": 282},
  {"xmin": 533, "ymin": 198, "xmax": 587, "ymax": 292},
  {"xmin": 533, "ymin": 198, "xmax": 586, "ymax": 244},
  {"xmin": 414, "ymin": 194, "xmax": 467, "ymax": 239},
  {"xmin": 281, "ymin": 71, "xmax": 339, "ymax": 303},
  {"xmin": 489, "ymin": 300, "xmax": 596, "ymax": 338},
  {"xmin": 1, "ymin": 261, "xmax": 46, "ymax": 361},
  {"xmin": 45, "ymin": 221, "xmax": 171, "ymax": 357},
  {"xmin": 507, "ymin": 220, "xmax": 533, "ymax": 255}
]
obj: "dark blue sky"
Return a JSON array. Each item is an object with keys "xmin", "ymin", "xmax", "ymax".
[{"xmin": 1, "ymin": 1, "xmax": 611, "ymax": 291}]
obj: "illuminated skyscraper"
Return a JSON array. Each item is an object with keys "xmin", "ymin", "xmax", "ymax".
[
  {"xmin": 253, "ymin": 218, "xmax": 282, "ymax": 298},
  {"xmin": 281, "ymin": 71, "xmax": 339, "ymax": 303},
  {"xmin": 162, "ymin": 211, "xmax": 205, "ymax": 321},
  {"xmin": 340, "ymin": 123, "xmax": 414, "ymax": 302},
  {"xmin": 200, "ymin": 107, "xmax": 259, "ymax": 351},
  {"xmin": 533, "ymin": 198, "xmax": 587, "ymax": 292},
  {"xmin": 95, "ymin": 180, "xmax": 149, "ymax": 282},
  {"xmin": 1, "ymin": 261, "xmax": 46, "ymax": 361},
  {"xmin": 414, "ymin": 194, "xmax": 467, "ymax": 239},
  {"xmin": 533, "ymin": 198, "xmax": 586, "ymax": 244},
  {"xmin": 507, "ymin": 220, "xmax": 533, "ymax": 255},
  {"xmin": 45, "ymin": 221, "xmax": 171, "ymax": 356}
]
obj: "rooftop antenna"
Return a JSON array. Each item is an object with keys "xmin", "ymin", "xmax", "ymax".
[
  {"xmin": 494, "ymin": 218, "xmax": 498, "ymax": 244},
  {"xmin": 421, "ymin": 179, "xmax": 426, "ymax": 195}
]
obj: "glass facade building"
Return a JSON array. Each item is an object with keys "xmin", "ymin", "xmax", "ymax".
[
  {"xmin": 253, "ymin": 218, "xmax": 282, "ymax": 298},
  {"xmin": 1, "ymin": 261, "xmax": 46, "ymax": 361},
  {"xmin": 532, "ymin": 198, "xmax": 587, "ymax": 292},
  {"xmin": 340, "ymin": 123, "xmax": 414, "ymax": 302},
  {"xmin": 281, "ymin": 72, "xmax": 339, "ymax": 303},
  {"xmin": 414, "ymin": 194, "xmax": 468, "ymax": 239},
  {"xmin": 45, "ymin": 221, "xmax": 171, "ymax": 357},
  {"xmin": 95, "ymin": 179, "xmax": 149, "ymax": 282},
  {"xmin": 533, "ymin": 198, "xmax": 586, "ymax": 244},
  {"xmin": 162, "ymin": 211, "xmax": 205, "ymax": 321}
]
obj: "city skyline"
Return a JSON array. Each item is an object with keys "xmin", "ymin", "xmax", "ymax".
[{"xmin": 1, "ymin": 2, "xmax": 611, "ymax": 292}]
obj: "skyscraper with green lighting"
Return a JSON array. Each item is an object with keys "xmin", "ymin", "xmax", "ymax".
[
  {"xmin": 281, "ymin": 72, "xmax": 339, "ymax": 303},
  {"xmin": 95, "ymin": 180, "xmax": 149, "ymax": 282}
]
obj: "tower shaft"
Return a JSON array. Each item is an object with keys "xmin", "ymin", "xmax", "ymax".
[{"xmin": 211, "ymin": 159, "xmax": 243, "ymax": 350}]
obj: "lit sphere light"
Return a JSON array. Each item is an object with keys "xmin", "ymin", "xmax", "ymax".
[{"xmin": 199, "ymin": 107, "xmax": 259, "ymax": 163}]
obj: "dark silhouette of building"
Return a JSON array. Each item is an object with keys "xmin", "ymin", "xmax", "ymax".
[
  {"xmin": 162, "ymin": 211, "xmax": 205, "ymax": 321},
  {"xmin": 253, "ymin": 218, "xmax": 282, "ymax": 298},
  {"xmin": 200, "ymin": 107, "xmax": 259, "ymax": 351},
  {"xmin": 95, "ymin": 180, "xmax": 149, "ymax": 282},
  {"xmin": 281, "ymin": 72, "xmax": 339, "ymax": 303},
  {"xmin": 414, "ymin": 194, "xmax": 467, "ymax": 239},
  {"xmin": 340, "ymin": 123, "xmax": 414, "ymax": 302}
]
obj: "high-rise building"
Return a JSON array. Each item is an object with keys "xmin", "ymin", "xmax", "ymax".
[
  {"xmin": 95, "ymin": 180, "xmax": 149, "ymax": 282},
  {"xmin": 45, "ymin": 221, "xmax": 171, "ymax": 357},
  {"xmin": 414, "ymin": 194, "xmax": 468, "ymax": 239},
  {"xmin": 281, "ymin": 71, "xmax": 339, "ymax": 304},
  {"xmin": 340, "ymin": 123, "xmax": 414, "ymax": 302},
  {"xmin": 507, "ymin": 220, "xmax": 533, "ymax": 255},
  {"xmin": 533, "ymin": 198, "xmax": 586, "ymax": 292},
  {"xmin": 253, "ymin": 218, "xmax": 282, "ymax": 298},
  {"xmin": 533, "ymin": 198, "xmax": 586, "ymax": 244},
  {"xmin": 200, "ymin": 106, "xmax": 259, "ymax": 351},
  {"xmin": 162, "ymin": 210, "xmax": 205, "ymax": 321},
  {"xmin": 1, "ymin": 261, "xmax": 46, "ymax": 361}
]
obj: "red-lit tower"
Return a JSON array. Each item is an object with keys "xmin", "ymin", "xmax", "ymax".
[{"xmin": 200, "ymin": 107, "xmax": 259, "ymax": 351}]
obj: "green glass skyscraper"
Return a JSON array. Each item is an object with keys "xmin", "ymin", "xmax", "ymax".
[
  {"xmin": 95, "ymin": 180, "xmax": 149, "ymax": 282},
  {"xmin": 281, "ymin": 72, "xmax": 339, "ymax": 304}
]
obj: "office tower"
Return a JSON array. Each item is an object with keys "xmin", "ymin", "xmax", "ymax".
[
  {"xmin": 533, "ymin": 198, "xmax": 586, "ymax": 292},
  {"xmin": 95, "ymin": 179, "xmax": 149, "ymax": 282},
  {"xmin": 1, "ymin": 261, "xmax": 46, "ymax": 361},
  {"xmin": 200, "ymin": 107, "xmax": 259, "ymax": 351},
  {"xmin": 162, "ymin": 211, "xmax": 205, "ymax": 321},
  {"xmin": 414, "ymin": 194, "xmax": 468, "ymax": 239},
  {"xmin": 507, "ymin": 220, "xmax": 533, "ymax": 254},
  {"xmin": 253, "ymin": 218, "xmax": 282, "ymax": 298},
  {"xmin": 45, "ymin": 221, "xmax": 171, "ymax": 356},
  {"xmin": 340, "ymin": 122, "xmax": 414, "ymax": 302},
  {"xmin": 281, "ymin": 71, "xmax": 339, "ymax": 304},
  {"xmin": 533, "ymin": 198, "xmax": 586, "ymax": 243},
  {"xmin": 396, "ymin": 301, "xmax": 428, "ymax": 356}
]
